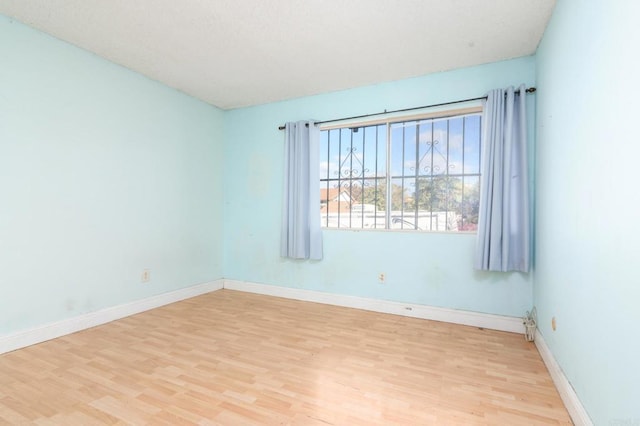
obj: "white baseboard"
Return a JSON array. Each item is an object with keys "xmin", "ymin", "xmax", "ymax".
[
  {"xmin": 535, "ymin": 329, "xmax": 593, "ymax": 426},
  {"xmin": 0, "ymin": 280, "xmax": 224, "ymax": 355},
  {"xmin": 223, "ymin": 279, "xmax": 524, "ymax": 334}
]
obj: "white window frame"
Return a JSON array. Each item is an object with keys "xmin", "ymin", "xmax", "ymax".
[{"xmin": 319, "ymin": 106, "xmax": 483, "ymax": 233}]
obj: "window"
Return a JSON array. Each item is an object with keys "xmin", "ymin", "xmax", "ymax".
[{"xmin": 319, "ymin": 110, "xmax": 482, "ymax": 232}]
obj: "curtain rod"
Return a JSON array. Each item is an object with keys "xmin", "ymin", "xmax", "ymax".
[{"xmin": 278, "ymin": 87, "xmax": 536, "ymax": 130}]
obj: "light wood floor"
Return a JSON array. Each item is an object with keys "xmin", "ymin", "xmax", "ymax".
[{"xmin": 0, "ymin": 290, "xmax": 571, "ymax": 425}]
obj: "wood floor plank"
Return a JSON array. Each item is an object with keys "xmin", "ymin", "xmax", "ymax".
[{"xmin": 0, "ymin": 290, "xmax": 571, "ymax": 425}]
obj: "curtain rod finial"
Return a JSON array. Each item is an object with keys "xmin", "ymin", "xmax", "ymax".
[{"xmin": 525, "ymin": 87, "xmax": 537, "ymax": 94}]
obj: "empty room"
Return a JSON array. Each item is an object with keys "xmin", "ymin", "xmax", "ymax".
[{"xmin": 1, "ymin": 0, "xmax": 638, "ymax": 424}]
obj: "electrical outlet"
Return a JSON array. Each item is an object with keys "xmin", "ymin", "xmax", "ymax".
[
  {"xmin": 551, "ymin": 316, "xmax": 557, "ymax": 331},
  {"xmin": 141, "ymin": 269, "xmax": 150, "ymax": 283},
  {"xmin": 378, "ymin": 273, "xmax": 385, "ymax": 283}
]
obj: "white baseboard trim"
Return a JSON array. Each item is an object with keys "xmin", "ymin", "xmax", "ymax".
[
  {"xmin": 223, "ymin": 280, "xmax": 524, "ymax": 334},
  {"xmin": 0, "ymin": 280, "xmax": 224, "ymax": 355},
  {"xmin": 535, "ymin": 329, "xmax": 592, "ymax": 426}
]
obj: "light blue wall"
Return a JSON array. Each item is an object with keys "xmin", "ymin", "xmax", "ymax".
[
  {"xmin": 0, "ymin": 15, "xmax": 224, "ymax": 335},
  {"xmin": 535, "ymin": 1, "xmax": 640, "ymax": 423},
  {"xmin": 224, "ymin": 57, "xmax": 536, "ymax": 316}
]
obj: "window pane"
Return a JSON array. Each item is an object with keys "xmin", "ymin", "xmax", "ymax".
[
  {"xmin": 322, "ymin": 124, "xmax": 387, "ymax": 229},
  {"xmin": 320, "ymin": 111, "xmax": 482, "ymax": 232},
  {"xmin": 353, "ymin": 177, "xmax": 381, "ymax": 229},
  {"xmin": 363, "ymin": 125, "xmax": 385, "ymax": 177},
  {"xmin": 461, "ymin": 176, "xmax": 480, "ymax": 231},
  {"xmin": 390, "ymin": 123, "xmax": 404, "ymax": 177},
  {"xmin": 432, "ymin": 119, "xmax": 448, "ymax": 175},
  {"xmin": 327, "ymin": 129, "xmax": 341, "ymax": 178},
  {"xmin": 448, "ymin": 117, "xmax": 464, "ymax": 176},
  {"xmin": 417, "ymin": 120, "xmax": 432, "ymax": 177},
  {"xmin": 402, "ymin": 122, "xmax": 417, "ymax": 176},
  {"xmin": 464, "ymin": 115, "xmax": 481, "ymax": 174}
]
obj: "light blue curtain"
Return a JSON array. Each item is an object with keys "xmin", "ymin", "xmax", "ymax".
[
  {"xmin": 475, "ymin": 85, "xmax": 530, "ymax": 272},
  {"xmin": 280, "ymin": 121, "xmax": 323, "ymax": 260}
]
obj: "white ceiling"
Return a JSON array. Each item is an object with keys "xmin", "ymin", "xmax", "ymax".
[{"xmin": 0, "ymin": 0, "xmax": 555, "ymax": 110}]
